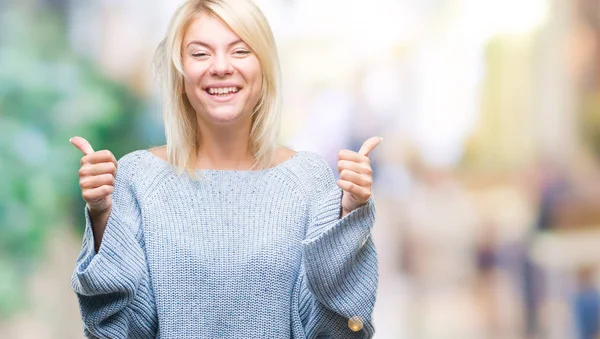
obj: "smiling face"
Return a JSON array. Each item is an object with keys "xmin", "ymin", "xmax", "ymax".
[{"xmin": 181, "ymin": 13, "xmax": 263, "ymax": 127}]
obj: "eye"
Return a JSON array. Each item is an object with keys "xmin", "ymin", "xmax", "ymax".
[
  {"xmin": 192, "ymin": 52, "xmax": 209, "ymax": 57},
  {"xmin": 234, "ymin": 50, "xmax": 251, "ymax": 56}
]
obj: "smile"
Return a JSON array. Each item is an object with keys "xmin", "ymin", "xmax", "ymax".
[{"xmin": 205, "ymin": 86, "xmax": 240, "ymax": 96}]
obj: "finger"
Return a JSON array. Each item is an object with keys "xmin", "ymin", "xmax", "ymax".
[
  {"xmin": 94, "ymin": 150, "xmax": 117, "ymax": 165},
  {"xmin": 339, "ymin": 169, "xmax": 372, "ymax": 188},
  {"xmin": 79, "ymin": 162, "xmax": 117, "ymax": 177},
  {"xmin": 358, "ymin": 136, "xmax": 383, "ymax": 157},
  {"xmin": 81, "ymin": 150, "xmax": 118, "ymax": 166},
  {"xmin": 80, "ymin": 173, "xmax": 115, "ymax": 189},
  {"xmin": 70, "ymin": 136, "xmax": 95, "ymax": 155},
  {"xmin": 82, "ymin": 185, "xmax": 114, "ymax": 202},
  {"xmin": 338, "ymin": 160, "xmax": 372, "ymax": 175},
  {"xmin": 338, "ymin": 149, "xmax": 369, "ymax": 163},
  {"xmin": 337, "ymin": 180, "xmax": 371, "ymax": 201}
]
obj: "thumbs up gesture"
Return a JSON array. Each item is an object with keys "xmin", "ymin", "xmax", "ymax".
[
  {"xmin": 70, "ymin": 136, "xmax": 117, "ymax": 214},
  {"xmin": 337, "ymin": 137, "xmax": 382, "ymax": 218}
]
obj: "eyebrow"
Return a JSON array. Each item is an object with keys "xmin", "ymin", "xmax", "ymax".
[{"xmin": 186, "ymin": 39, "xmax": 245, "ymax": 48}]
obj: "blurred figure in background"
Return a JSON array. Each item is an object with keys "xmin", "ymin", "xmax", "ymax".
[
  {"xmin": 573, "ymin": 267, "xmax": 600, "ymax": 339},
  {"xmin": 474, "ymin": 221, "xmax": 502, "ymax": 338}
]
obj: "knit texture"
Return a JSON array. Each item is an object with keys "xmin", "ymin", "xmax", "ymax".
[{"xmin": 71, "ymin": 149, "xmax": 378, "ymax": 339}]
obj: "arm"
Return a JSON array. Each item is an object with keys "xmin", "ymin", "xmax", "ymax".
[
  {"xmin": 70, "ymin": 137, "xmax": 115, "ymax": 254},
  {"xmin": 295, "ymin": 154, "xmax": 378, "ymax": 338},
  {"xmin": 90, "ymin": 208, "xmax": 110, "ymax": 253},
  {"xmin": 71, "ymin": 154, "xmax": 158, "ymax": 338}
]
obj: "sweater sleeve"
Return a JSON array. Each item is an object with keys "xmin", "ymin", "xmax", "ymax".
[
  {"xmin": 295, "ymin": 153, "xmax": 378, "ymax": 338},
  {"xmin": 70, "ymin": 153, "xmax": 158, "ymax": 338}
]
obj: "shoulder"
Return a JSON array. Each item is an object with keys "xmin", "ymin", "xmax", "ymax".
[
  {"xmin": 275, "ymin": 146, "xmax": 297, "ymax": 166},
  {"xmin": 290, "ymin": 150, "xmax": 332, "ymax": 172},
  {"xmin": 284, "ymin": 149, "xmax": 336, "ymax": 187},
  {"xmin": 117, "ymin": 149, "xmax": 151, "ymax": 170},
  {"xmin": 117, "ymin": 145, "xmax": 168, "ymax": 167},
  {"xmin": 110, "ymin": 147, "xmax": 171, "ymax": 200},
  {"xmin": 114, "ymin": 147, "xmax": 164, "ymax": 183},
  {"xmin": 147, "ymin": 145, "xmax": 167, "ymax": 161},
  {"xmin": 285, "ymin": 150, "xmax": 340, "ymax": 215}
]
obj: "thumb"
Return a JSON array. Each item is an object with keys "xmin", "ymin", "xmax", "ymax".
[
  {"xmin": 358, "ymin": 136, "xmax": 383, "ymax": 157},
  {"xmin": 69, "ymin": 136, "xmax": 95, "ymax": 155}
]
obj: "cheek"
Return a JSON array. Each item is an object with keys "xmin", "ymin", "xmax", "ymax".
[
  {"xmin": 239, "ymin": 57, "xmax": 262, "ymax": 86},
  {"xmin": 248, "ymin": 76, "xmax": 263, "ymax": 106},
  {"xmin": 249, "ymin": 65, "xmax": 263, "ymax": 96},
  {"xmin": 183, "ymin": 80, "xmax": 198, "ymax": 100},
  {"xmin": 183, "ymin": 61, "xmax": 206, "ymax": 84},
  {"xmin": 253, "ymin": 64, "xmax": 263, "ymax": 88}
]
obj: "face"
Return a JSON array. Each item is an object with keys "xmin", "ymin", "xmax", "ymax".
[{"xmin": 181, "ymin": 13, "xmax": 262, "ymax": 127}]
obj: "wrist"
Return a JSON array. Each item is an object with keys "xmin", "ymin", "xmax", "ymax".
[{"xmin": 88, "ymin": 204, "xmax": 111, "ymax": 219}]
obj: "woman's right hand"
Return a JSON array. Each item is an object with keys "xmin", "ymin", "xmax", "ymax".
[
  {"xmin": 70, "ymin": 136, "xmax": 117, "ymax": 251},
  {"xmin": 70, "ymin": 136, "xmax": 117, "ymax": 214}
]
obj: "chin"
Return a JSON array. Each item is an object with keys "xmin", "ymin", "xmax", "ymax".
[{"xmin": 207, "ymin": 109, "xmax": 244, "ymax": 125}]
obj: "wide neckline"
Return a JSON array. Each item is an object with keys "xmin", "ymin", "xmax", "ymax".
[{"xmin": 140, "ymin": 149, "xmax": 303, "ymax": 175}]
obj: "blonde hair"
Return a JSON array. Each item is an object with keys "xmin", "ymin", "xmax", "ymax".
[{"xmin": 153, "ymin": 0, "xmax": 282, "ymax": 176}]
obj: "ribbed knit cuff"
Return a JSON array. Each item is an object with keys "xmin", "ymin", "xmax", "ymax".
[
  {"xmin": 72, "ymin": 206, "xmax": 146, "ymax": 296},
  {"xmin": 303, "ymin": 186, "xmax": 375, "ymax": 254},
  {"xmin": 301, "ymin": 187, "xmax": 377, "ymax": 337}
]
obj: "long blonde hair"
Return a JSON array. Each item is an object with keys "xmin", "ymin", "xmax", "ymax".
[{"xmin": 153, "ymin": 0, "xmax": 282, "ymax": 176}]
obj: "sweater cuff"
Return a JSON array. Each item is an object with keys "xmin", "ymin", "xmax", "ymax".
[
  {"xmin": 303, "ymin": 186, "xmax": 375, "ymax": 253},
  {"xmin": 301, "ymin": 187, "xmax": 377, "ymax": 334},
  {"xmin": 72, "ymin": 206, "xmax": 146, "ymax": 296}
]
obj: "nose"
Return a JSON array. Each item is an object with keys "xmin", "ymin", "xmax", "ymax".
[{"xmin": 209, "ymin": 54, "xmax": 234, "ymax": 77}]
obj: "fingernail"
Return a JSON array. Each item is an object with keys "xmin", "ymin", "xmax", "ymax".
[
  {"xmin": 379, "ymin": 137, "xmax": 384, "ymax": 141},
  {"xmin": 69, "ymin": 138, "xmax": 72, "ymax": 143}
]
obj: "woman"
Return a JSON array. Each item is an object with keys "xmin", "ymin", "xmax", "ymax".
[{"xmin": 70, "ymin": 0, "xmax": 380, "ymax": 337}]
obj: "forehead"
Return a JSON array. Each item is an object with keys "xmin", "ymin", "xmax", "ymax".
[{"xmin": 184, "ymin": 13, "xmax": 242, "ymax": 45}]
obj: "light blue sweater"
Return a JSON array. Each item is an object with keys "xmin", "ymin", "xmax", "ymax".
[{"xmin": 71, "ymin": 149, "xmax": 378, "ymax": 338}]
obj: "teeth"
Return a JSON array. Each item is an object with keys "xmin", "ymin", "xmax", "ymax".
[{"xmin": 208, "ymin": 87, "xmax": 239, "ymax": 95}]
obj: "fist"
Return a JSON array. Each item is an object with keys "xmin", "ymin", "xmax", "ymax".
[
  {"xmin": 70, "ymin": 136, "xmax": 117, "ymax": 214},
  {"xmin": 337, "ymin": 136, "xmax": 382, "ymax": 218}
]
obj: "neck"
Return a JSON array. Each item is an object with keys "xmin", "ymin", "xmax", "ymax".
[{"xmin": 196, "ymin": 118, "xmax": 255, "ymax": 170}]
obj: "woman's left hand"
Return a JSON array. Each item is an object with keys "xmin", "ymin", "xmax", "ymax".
[{"xmin": 337, "ymin": 137, "xmax": 382, "ymax": 218}]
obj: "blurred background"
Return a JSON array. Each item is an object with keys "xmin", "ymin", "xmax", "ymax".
[{"xmin": 1, "ymin": 0, "xmax": 600, "ymax": 338}]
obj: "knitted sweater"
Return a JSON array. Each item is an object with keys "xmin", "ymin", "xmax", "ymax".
[{"xmin": 71, "ymin": 149, "xmax": 378, "ymax": 339}]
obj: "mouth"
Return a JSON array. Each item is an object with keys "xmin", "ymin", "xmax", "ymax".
[{"xmin": 204, "ymin": 86, "xmax": 241, "ymax": 97}]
